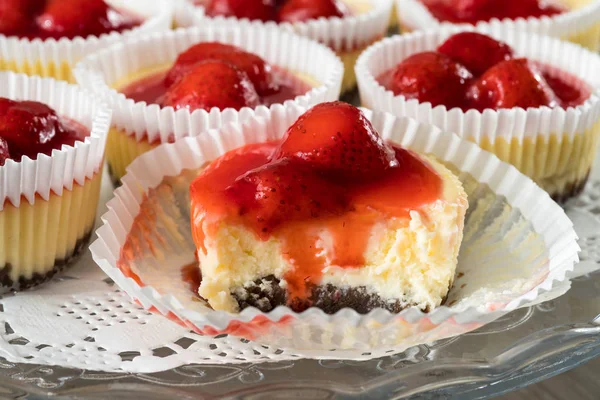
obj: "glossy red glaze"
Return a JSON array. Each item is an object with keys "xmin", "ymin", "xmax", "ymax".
[
  {"xmin": 206, "ymin": 0, "xmax": 352, "ymax": 23},
  {"xmin": 377, "ymin": 33, "xmax": 591, "ymax": 111},
  {"xmin": 181, "ymin": 262, "xmax": 202, "ymax": 294},
  {"xmin": 164, "ymin": 42, "xmax": 280, "ymax": 96},
  {"xmin": 120, "ymin": 65, "xmax": 311, "ymax": 110},
  {"xmin": 190, "ymin": 104, "xmax": 442, "ymax": 304},
  {"xmin": 437, "ymin": 32, "xmax": 514, "ymax": 76},
  {"xmin": 206, "ymin": 0, "xmax": 278, "ymax": 22},
  {"xmin": 274, "ymin": 101, "xmax": 397, "ymax": 181},
  {"xmin": 420, "ymin": 0, "xmax": 565, "ymax": 24},
  {"xmin": 277, "ymin": 0, "xmax": 349, "ymax": 23},
  {"xmin": 387, "ymin": 51, "xmax": 473, "ymax": 109},
  {"xmin": 0, "ymin": 98, "xmax": 87, "ymax": 163},
  {"xmin": 0, "ymin": 0, "xmax": 140, "ymax": 40},
  {"xmin": 161, "ymin": 60, "xmax": 261, "ymax": 112}
]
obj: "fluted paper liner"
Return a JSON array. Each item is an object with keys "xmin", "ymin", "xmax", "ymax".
[
  {"xmin": 0, "ymin": 72, "xmax": 111, "ymax": 291},
  {"xmin": 0, "ymin": 0, "xmax": 173, "ymax": 82},
  {"xmin": 90, "ymin": 104, "xmax": 579, "ymax": 354},
  {"xmin": 396, "ymin": 0, "xmax": 600, "ymax": 51},
  {"xmin": 74, "ymin": 25, "xmax": 344, "ymax": 180},
  {"xmin": 355, "ymin": 25, "xmax": 600, "ymax": 199},
  {"xmin": 190, "ymin": 0, "xmax": 393, "ymax": 92}
]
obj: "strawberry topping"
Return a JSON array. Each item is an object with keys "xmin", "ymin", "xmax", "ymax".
[
  {"xmin": 437, "ymin": 32, "xmax": 513, "ymax": 76},
  {"xmin": 0, "ymin": 98, "xmax": 85, "ymax": 163},
  {"xmin": 378, "ymin": 32, "xmax": 590, "ymax": 112},
  {"xmin": 206, "ymin": 0, "xmax": 277, "ymax": 22},
  {"xmin": 274, "ymin": 101, "xmax": 397, "ymax": 180},
  {"xmin": 389, "ymin": 51, "xmax": 473, "ymax": 109},
  {"xmin": 161, "ymin": 60, "xmax": 261, "ymax": 112},
  {"xmin": 164, "ymin": 42, "xmax": 279, "ymax": 96},
  {"xmin": 277, "ymin": 0, "xmax": 349, "ymax": 23},
  {"xmin": 420, "ymin": 0, "xmax": 565, "ymax": 24},
  {"xmin": 467, "ymin": 58, "xmax": 559, "ymax": 110}
]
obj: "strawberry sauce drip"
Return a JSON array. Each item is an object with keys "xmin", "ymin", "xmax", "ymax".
[
  {"xmin": 181, "ymin": 262, "xmax": 202, "ymax": 294},
  {"xmin": 120, "ymin": 66, "xmax": 311, "ymax": 107},
  {"xmin": 190, "ymin": 143, "xmax": 442, "ymax": 303}
]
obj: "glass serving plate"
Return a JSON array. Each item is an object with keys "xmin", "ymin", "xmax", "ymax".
[{"xmin": 1, "ymin": 101, "xmax": 600, "ymax": 400}]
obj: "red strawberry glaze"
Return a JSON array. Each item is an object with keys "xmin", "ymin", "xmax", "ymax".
[
  {"xmin": 376, "ymin": 33, "xmax": 591, "ymax": 111},
  {"xmin": 206, "ymin": 0, "xmax": 351, "ymax": 23},
  {"xmin": 0, "ymin": 0, "xmax": 141, "ymax": 40},
  {"xmin": 120, "ymin": 66, "xmax": 312, "ymax": 109},
  {"xmin": 181, "ymin": 262, "xmax": 202, "ymax": 294},
  {"xmin": 190, "ymin": 135, "xmax": 442, "ymax": 304},
  {"xmin": 419, "ymin": 0, "xmax": 566, "ymax": 24},
  {"xmin": 0, "ymin": 98, "xmax": 87, "ymax": 166}
]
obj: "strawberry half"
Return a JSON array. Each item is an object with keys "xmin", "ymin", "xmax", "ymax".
[
  {"xmin": 164, "ymin": 42, "xmax": 279, "ymax": 96},
  {"xmin": 225, "ymin": 158, "xmax": 350, "ymax": 236},
  {"xmin": 437, "ymin": 32, "xmax": 514, "ymax": 76},
  {"xmin": 277, "ymin": 0, "xmax": 349, "ymax": 23},
  {"xmin": 467, "ymin": 58, "xmax": 559, "ymax": 111},
  {"xmin": 36, "ymin": 0, "xmax": 111, "ymax": 39},
  {"xmin": 161, "ymin": 60, "xmax": 261, "ymax": 112},
  {"xmin": 0, "ymin": 98, "xmax": 75, "ymax": 161},
  {"xmin": 0, "ymin": 0, "xmax": 44, "ymax": 36},
  {"xmin": 205, "ymin": 0, "xmax": 277, "ymax": 22},
  {"xmin": 390, "ymin": 51, "xmax": 473, "ymax": 109},
  {"xmin": 274, "ymin": 101, "xmax": 397, "ymax": 181}
]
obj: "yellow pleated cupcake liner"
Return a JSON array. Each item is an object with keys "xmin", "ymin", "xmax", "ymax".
[
  {"xmin": 106, "ymin": 129, "xmax": 157, "ymax": 183},
  {"xmin": 0, "ymin": 171, "xmax": 102, "ymax": 286}
]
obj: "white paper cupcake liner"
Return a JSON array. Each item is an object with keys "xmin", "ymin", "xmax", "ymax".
[
  {"xmin": 0, "ymin": 0, "xmax": 173, "ymax": 82},
  {"xmin": 174, "ymin": 0, "xmax": 201, "ymax": 28},
  {"xmin": 74, "ymin": 25, "xmax": 344, "ymax": 145},
  {"xmin": 396, "ymin": 0, "xmax": 600, "ymax": 50},
  {"xmin": 192, "ymin": 0, "xmax": 393, "ymax": 52},
  {"xmin": 355, "ymin": 25, "xmax": 600, "ymax": 197},
  {"xmin": 90, "ymin": 104, "xmax": 579, "ymax": 354},
  {"xmin": 0, "ymin": 72, "xmax": 110, "ymax": 207}
]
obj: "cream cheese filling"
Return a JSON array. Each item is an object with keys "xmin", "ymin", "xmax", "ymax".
[{"xmin": 196, "ymin": 153, "xmax": 468, "ymax": 313}]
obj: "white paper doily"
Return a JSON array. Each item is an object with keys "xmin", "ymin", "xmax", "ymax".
[{"xmin": 0, "ymin": 167, "xmax": 598, "ymax": 373}]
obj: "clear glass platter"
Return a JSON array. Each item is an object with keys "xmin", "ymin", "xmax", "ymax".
[{"xmin": 1, "ymin": 95, "xmax": 600, "ymax": 400}]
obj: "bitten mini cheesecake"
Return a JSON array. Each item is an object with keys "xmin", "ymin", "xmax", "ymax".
[
  {"xmin": 190, "ymin": 102, "xmax": 468, "ymax": 314},
  {"xmin": 0, "ymin": 72, "xmax": 109, "ymax": 291},
  {"xmin": 0, "ymin": 0, "xmax": 172, "ymax": 82},
  {"xmin": 396, "ymin": 0, "xmax": 600, "ymax": 51},
  {"xmin": 356, "ymin": 27, "xmax": 600, "ymax": 200},
  {"xmin": 74, "ymin": 25, "xmax": 344, "ymax": 184},
  {"xmin": 192, "ymin": 0, "xmax": 393, "ymax": 93}
]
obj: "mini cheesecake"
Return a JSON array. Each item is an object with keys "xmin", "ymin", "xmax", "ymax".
[
  {"xmin": 398, "ymin": 0, "xmax": 600, "ymax": 51},
  {"xmin": 200, "ymin": 0, "xmax": 392, "ymax": 92},
  {"xmin": 0, "ymin": 95, "xmax": 102, "ymax": 290},
  {"xmin": 190, "ymin": 102, "xmax": 468, "ymax": 314},
  {"xmin": 0, "ymin": 0, "xmax": 141, "ymax": 40},
  {"xmin": 106, "ymin": 41, "xmax": 315, "ymax": 183},
  {"xmin": 0, "ymin": 0, "xmax": 170, "ymax": 83},
  {"xmin": 358, "ymin": 30, "xmax": 598, "ymax": 200}
]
